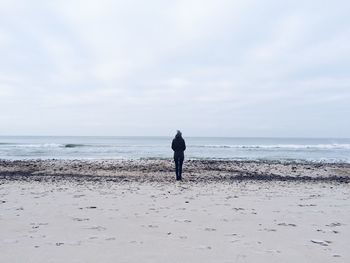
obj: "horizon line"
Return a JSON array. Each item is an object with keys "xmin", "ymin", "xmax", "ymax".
[{"xmin": 0, "ymin": 135, "xmax": 349, "ymax": 140}]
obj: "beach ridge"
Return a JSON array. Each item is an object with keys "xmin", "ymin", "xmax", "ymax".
[{"xmin": 1, "ymin": 159, "xmax": 349, "ymax": 183}]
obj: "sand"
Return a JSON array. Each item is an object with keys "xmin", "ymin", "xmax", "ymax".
[{"xmin": 1, "ymin": 159, "xmax": 350, "ymax": 262}]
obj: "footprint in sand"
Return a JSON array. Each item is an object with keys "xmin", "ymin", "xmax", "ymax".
[
  {"xmin": 86, "ymin": 226, "xmax": 106, "ymax": 231},
  {"xmin": 72, "ymin": 217, "xmax": 90, "ymax": 222},
  {"xmin": 174, "ymin": 219, "xmax": 191, "ymax": 223},
  {"xmin": 316, "ymin": 229, "xmax": 340, "ymax": 234},
  {"xmin": 197, "ymin": 245, "xmax": 212, "ymax": 250},
  {"xmin": 79, "ymin": 206, "xmax": 97, "ymax": 210},
  {"xmin": 225, "ymin": 195, "xmax": 238, "ymax": 200},
  {"xmin": 263, "ymin": 228, "xmax": 277, "ymax": 232},
  {"xmin": 326, "ymin": 222, "xmax": 342, "ymax": 227},
  {"xmin": 73, "ymin": 194, "xmax": 85, "ymax": 198},
  {"xmin": 55, "ymin": 242, "xmax": 64, "ymax": 246},
  {"xmin": 225, "ymin": 233, "xmax": 239, "ymax": 237},
  {"xmin": 129, "ymin": 240, "xmax": 144, "ymax": 244},
  {"xmin": 311, "ymin": 239, "xmax": 332, "ymax": 246},
  {"xmin": 277, "ymin": 223, "xmax": 297, "ymax": 227}
]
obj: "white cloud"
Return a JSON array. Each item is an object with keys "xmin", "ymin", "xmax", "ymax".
[{"xmin": 0, "ymin": 0, "xmax": 349, "ymax": 136}]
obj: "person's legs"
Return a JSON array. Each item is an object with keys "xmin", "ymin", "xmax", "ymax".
[
  {"xmin": 178, "ymin": 157, "xmax": 184, "ymax": 180},
  {"xmin": 174, "ymin": 157, "xmax": 179, "ymax": 179}
]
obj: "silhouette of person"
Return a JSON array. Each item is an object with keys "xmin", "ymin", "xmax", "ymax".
[{"xmin": 171, "ymin": 130, "xmax": 186, "ymax": 181}]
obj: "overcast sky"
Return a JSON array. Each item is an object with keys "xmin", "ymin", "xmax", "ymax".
[{"xmin": 0, "ymin": 0, "xmax": 349, "ymax": 137}]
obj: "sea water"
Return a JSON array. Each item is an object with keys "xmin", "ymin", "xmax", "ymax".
[{"xmin": 0, "ymin": 136, "xmax": 349, "ymax": 163}]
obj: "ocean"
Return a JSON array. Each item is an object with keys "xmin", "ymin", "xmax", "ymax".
[{"xmin": 0, "ymin": 136, "xmax": 349, "ymax": 163}]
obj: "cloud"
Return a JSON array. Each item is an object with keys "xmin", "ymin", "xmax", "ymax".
[{"xmin": 0, "ymin": 0, "xmax": 349, "ymax": 136}]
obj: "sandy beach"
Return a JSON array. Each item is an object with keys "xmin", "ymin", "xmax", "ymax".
[
  {"xmin": 1, "ymin": 159, "xmax": 350, "ymax": 262},
  {"xmin": 2, "ymin": 0, "xmax": 349, "ymax": 261}
]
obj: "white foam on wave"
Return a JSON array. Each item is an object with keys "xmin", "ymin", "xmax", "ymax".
[
  {"xmin": 192, "ymin": 144, "xmax": 350, "ymax": 150},
  {"xmin": 11, "ymin": 143, "xmax": 64, "ymax": 148}
]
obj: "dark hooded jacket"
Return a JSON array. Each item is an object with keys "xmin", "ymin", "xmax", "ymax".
[{"xmin": 172, "ymin": 135, "xmax": 186, "ymax": 159}]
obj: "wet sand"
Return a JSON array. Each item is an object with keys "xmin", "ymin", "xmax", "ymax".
[{"xmin": 1, "ymin": 159, "xmax": 350, "ymax": 262}]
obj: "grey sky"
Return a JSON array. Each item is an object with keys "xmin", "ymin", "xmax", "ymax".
[{"xmin": 0, "ymin": 0, "xmax": 349, "ymax": 137}]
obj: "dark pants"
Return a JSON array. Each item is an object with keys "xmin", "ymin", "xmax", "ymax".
[{"xmin": 174, "ymin": 157, "xmax": 184, "ymax": 181}]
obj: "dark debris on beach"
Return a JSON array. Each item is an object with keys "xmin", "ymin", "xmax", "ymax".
[{"xmin": 1, "ymin": 159, "xmax": 350, "ymax": 184}]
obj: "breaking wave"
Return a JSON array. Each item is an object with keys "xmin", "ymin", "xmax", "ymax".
[
  {"xmin": 64, "ymin": 144, "xmax": 88, "ymax": 148},
  {"xmin": 0, "ymin": 143, "xmax": 89, "ymax": 148},
  {"xmin": 191, "ymin": 144, "xmax": 350, "ymax": 150}
]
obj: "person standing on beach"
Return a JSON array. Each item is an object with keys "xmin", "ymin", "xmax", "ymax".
[{"xmin": 171, "ymin": 130, "xmax": 186, "ymax": 181}]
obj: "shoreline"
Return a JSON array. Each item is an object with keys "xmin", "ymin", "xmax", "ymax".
[{"xmin": 1, "ymin": 158, "xmax": 350, "ymax": 183}]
